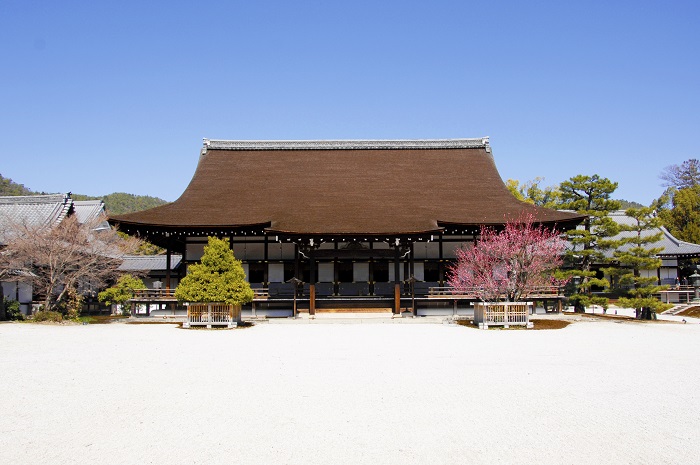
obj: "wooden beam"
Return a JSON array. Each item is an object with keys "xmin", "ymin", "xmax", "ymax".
[
  {"xmin": 394, "ymin": 283, "xmax": 401, "ymax": 314},
  {"xmin": 394, "ymin": 244, "xmax": 400, "ymax": 314},
  {"xmin": 310, "ymin": 284, "xmax": 316, "ymax": 316},
  {"xmin": 165, "ymin": 237, "xmax": 172, "ymax": 291}
]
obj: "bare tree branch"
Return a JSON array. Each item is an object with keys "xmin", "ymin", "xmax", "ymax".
[{"xmin": 1, "ymin": 214, "xmax": 142, "ymax": 313}]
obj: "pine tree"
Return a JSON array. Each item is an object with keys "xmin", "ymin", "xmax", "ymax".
[
  {"xmin": 174, "ymin": 237, "xmax": 254, "ymax": 305},
  {"xmin": 557, "ymin": 174, "xmax": 622, "ymax": 311},
  {"xmin": 607, "ymin": 208, "xmax": 672, "ymax": 319}
]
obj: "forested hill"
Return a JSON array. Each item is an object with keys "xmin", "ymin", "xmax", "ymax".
[
  {"xmin": 618, "ymin": 199, "xmax": 645, "ymax": 209},
  {"xmin": 0, "ymin": 174, "xmax": 168, "ymax": 215},
  {"xmin": 72, "ymin": 193, "xmax": 168, "ymax": 215},
  {"xmin": 0, "ymin": 174, "xmax": 36, "ymax": 196}
]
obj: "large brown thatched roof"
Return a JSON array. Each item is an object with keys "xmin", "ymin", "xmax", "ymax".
[{"xmin": 110, "ymin": 138, "xmax": 584, "ymax": 235}]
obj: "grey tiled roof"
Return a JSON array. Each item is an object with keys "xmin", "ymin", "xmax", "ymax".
[
  {"xmin": 73, "ymin": 200, "xmax": 109, "ymax": 230},
  {"xmin": 607, "ymin": 211, "xmax": 700, "ymax": 258},
  {"xmin": 73, "ymin": 200, "xmax": 105, "ymax": 223},
  {"xmin": 0, "ymin": 194, "xmax": 110, "ymax": 244},
  {"xmin": 0, "ymin": 194, "xmax": 73, "ymax": 244},
  {"xmin": 118, "ymin": 254, "xmax": 182, "ymax": 272}
]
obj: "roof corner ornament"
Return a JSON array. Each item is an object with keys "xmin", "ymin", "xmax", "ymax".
[{"xmin": 201, "ymin": 138, "xmax": 211, "ymax": 156}]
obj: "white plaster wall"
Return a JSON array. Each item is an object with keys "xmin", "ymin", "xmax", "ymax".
[
  {"xmin": 318, "ymin": 263, "xmax": 334, "ymax": 283},
  {"xmin": 268, "ymin": 263, "xmax": 285, "ymax": 283}
]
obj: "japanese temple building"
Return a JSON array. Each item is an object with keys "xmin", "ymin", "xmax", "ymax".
[{"xmin": 109, "ymin": 138, "xmax": 584, "ymax": 315}]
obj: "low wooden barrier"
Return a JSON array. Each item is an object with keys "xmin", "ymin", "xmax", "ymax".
[
  {"xmin": 133, "ymin": 289, "xmax": 176, "ymax": 300},
  {"xmin": 473, "ymin": 302, "xmax": 533, "ymax": 329},
  {"xmin": 184, "ymin": 303, "xmax": 241, "ymax": 328},
  {"xmin": 428, "ymin": 286, "xmax": 560, "ymax": 299}
]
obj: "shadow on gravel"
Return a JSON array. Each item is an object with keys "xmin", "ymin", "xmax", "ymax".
[{"xmin": 455, "ymin": 319, "xmax": 571, "ymax": 330}]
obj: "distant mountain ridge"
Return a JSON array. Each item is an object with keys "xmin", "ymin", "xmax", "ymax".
[{"xmin": 0, "ymin": 174, "xmax": 168, "ymax": 215}]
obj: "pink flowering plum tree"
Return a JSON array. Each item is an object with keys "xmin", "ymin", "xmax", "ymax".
[{"xmin": 448, "ymin": 215, "xmax": 568, "ymax": 302}]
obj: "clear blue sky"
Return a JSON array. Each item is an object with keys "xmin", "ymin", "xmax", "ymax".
[{"xmin": 1, "ymin": 1, "xmax": 698, "ymax": 205}]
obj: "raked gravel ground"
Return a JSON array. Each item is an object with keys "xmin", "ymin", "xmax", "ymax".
[{"xmin": 0, "ymin": 320, "xmax": 698, "ymax": 465}]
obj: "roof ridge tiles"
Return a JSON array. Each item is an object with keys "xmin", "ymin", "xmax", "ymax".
[
  {"xmin": 203, "ymin": 137, "xmax": 491, "ymax": 152},
  {"xmin": 0, "ymin": 193, "xmax": 69, "ymax": 205}
]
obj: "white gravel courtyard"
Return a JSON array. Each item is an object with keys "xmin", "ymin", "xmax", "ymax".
[{"xmin": 0, "ymin": 320, "xmax": 698, "ymax": 465}]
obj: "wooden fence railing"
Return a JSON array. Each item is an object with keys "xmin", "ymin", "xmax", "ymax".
[
  {"xmin": 183, "ymin": 303, "xmax": 241, "ymax": 328},
  {"xmin": 473, "ymin": 302, "xmax": 533, "ymax": 329},
  {"xmin": 133, "ymin": 289, "xmax": 176, "ymax": 299}
]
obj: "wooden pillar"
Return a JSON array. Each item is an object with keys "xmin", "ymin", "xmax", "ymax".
[
  {"xmin": 394, "ymin": 243, "xmax": 401, "ymax": 314},
  {"xmin": 294, "ymin": 244, "xmax": 300, "ymax": 280},
  {"xmin": 438, "ymin": 233, "xmax": 444, "ymax": 286},
  {"xmin": 368, "ymin": 257, "xmax": 374, "ymax": 296},
  {"xmin": 263, "ymin": 234, "xmax": 269, "ymax": 285},
  {"xmin": 333, "ymin": 242, "xmax": 339, "ymax": 296},
  {"xmin": 309, "ymin": 249, "xmax": 316, "ymax": 316},
  {"xmin": 165, "ymin": 236, "xmax": 172, "ymax": 291},
  {"xmin": 403, "ymin": 261, "xmax": 409, "ymax": 297},
  {"xmin": 410, "ymin": 243, "xmax": 416, "ymax": 316}
]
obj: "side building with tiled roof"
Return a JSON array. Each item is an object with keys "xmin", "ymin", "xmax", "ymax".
[
  {"xmin": 0, "ymin": 194, "xmax": 108, "ymax": 315},
  {"xmin": 606, "ymin": 210, "xmax": 700, "ymax": 287}
]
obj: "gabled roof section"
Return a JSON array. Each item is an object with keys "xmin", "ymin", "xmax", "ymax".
[
  {"xmin": 608, "ymin": 211, "xmax": 700, "ymax": 258},
  {"xmin": 0, "ymin": 194, "xmax": 73, "ymax": 230},
  {"xmin": 118, "ymin": 254, "xmax": 182, "ymax": 272},
  {"xmin": 110, "ymin": 138, "xmax": 585, "ymax": 236},
  {"xmin": 73, "ymin": 200, "xmax": 109, "ymax": 230}
]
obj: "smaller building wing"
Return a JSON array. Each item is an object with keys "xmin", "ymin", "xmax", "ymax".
[
  {"xmin": 118, "ymin": 254, "xmax": 183, "ymax": 272},
  {"xmin": 608, "ymin": 211, "xmax": 700, "ymax": 258},
  {"xmin": 0, "ymin": 194, "xmax": 73, "ymax": 244}
]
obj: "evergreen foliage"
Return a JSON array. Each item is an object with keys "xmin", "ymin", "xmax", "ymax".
[
  {"xmin": 175, "ymin": 237, "xmax": 254, "ymax": 305},
  {"xmin": 556, "ymin": 174, "xmax": 622, "ymax": 311},
  {"xmin": 1, "ymin": 298, "xmax": 23, "ymax": 321},
  {"xmin": 0, "ymin": 173, "xmax": 36, "ymax": 196},
  {"xmin": 98, "ymin": 274, "xmax": 147, "ymax": 314},
  {"xmin": 656, "ymin": 186, "xmax": 700, "ymax": 244},
  {"xmin": 116, "ymin": 231, "xmax": 164, "ymax": 255},
  {"xmin": 506, "ymin": 177, "xmax": 561, "ymax": 207},
  {"xmin": 607, "ymin": 208, "xmax": 672, "ymax": 319}
]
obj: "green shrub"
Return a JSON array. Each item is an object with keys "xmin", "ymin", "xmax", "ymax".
[
  {"xmin": 60, "ymin": 287, "xmax": 84, "ymax": 319},
  {"xmin": 98, "ymin": 274, "xmax": 146, "ymax": 315},
  {"xmin": 175, "ymin": 237, "xmax": 254, "ymax": 305},
  {"xmin": 33, "ymin": 311, "xmax": 64, "ymax": 322},
  {"xmin": 2, "ymin": 298, "xmax": 23, "ymax": 321}
]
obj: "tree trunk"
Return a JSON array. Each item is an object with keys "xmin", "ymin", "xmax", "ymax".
[{"xmin": 637, "ymin": 307, "xmax": 656, "ymax": 320}]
